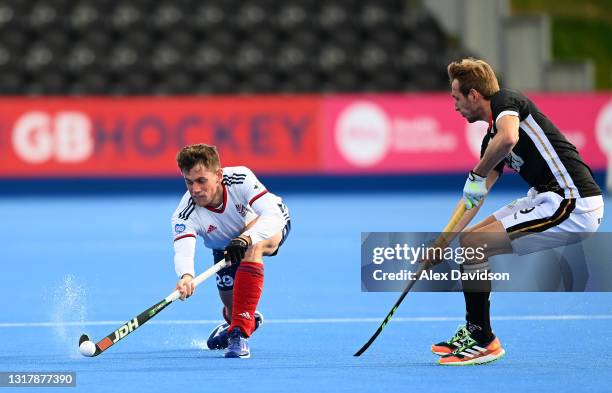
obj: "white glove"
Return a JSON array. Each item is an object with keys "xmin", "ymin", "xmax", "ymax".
[{"xmin": 463, "ymin": 171, "xmax": 487, "ymax": 209}]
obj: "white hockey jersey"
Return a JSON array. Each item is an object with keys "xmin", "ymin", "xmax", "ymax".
[{"xmin": 171, "ymin": 166, "xmax": 289, "ymax": 278}]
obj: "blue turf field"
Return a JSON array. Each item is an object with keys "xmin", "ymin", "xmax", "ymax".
[{"xmin": 1, "ymin": 191, "xmax": 611, "ymax": 392}]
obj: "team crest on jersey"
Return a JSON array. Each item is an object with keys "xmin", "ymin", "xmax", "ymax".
[
  {"xmin": 207, "ymin": 225, "xmax": 217, "ymax": 234},
  {"xmin": 235, "ymin": 204, "xmax": 247, "ymax": 217},
  {"xmin": 174, "ymin": 224, "xmax": 186, "ymax": 234}
]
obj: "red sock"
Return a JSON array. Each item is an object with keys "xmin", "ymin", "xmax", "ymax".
[{"xmin": 229, "ymin": 262, "xmax": 264, "ymax": 337}]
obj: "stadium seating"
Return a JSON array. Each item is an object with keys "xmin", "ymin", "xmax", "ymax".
[{"xmin": 0, "ymin": 0, "xmax": 470, "ymax": 94}]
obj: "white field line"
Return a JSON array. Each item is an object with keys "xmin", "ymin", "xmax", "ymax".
[{"xmin": 1, "ymin": 314, "xmax": 612, "ymax": 328}]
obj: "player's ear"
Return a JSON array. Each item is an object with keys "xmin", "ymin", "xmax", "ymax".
[
  {"xmin": 215, "ymin": 167, "xmax": 223, "ymax": 182},
  {"xmin": 467, "ymin": 88, "xmax": 478, "ymax": 101}
]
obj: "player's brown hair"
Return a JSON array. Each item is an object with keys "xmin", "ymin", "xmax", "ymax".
[
  {"xmin": 447, "ymin": 58, "xmax": 500, "ymax": 99},
  {"xmin": 176, "ymin": 144, "xmax": 221, "ymax": 172}
]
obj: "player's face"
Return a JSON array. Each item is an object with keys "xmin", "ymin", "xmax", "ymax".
[
  {"xmin": 182, "ymin": 164, "xmax": 223, "ymax": 207},
  {"xmin": 451, "ymin": 79, "xmax": 481, "ymax": 123}
]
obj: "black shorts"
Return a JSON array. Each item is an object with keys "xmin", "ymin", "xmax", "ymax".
[{"xmin": 212, "ymin": 220, "xmax": 291, "ymax": 291}]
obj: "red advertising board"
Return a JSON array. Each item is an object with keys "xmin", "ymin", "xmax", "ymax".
[
  {"xmin": 323, "ymin": 93, "xmax": 612, "ymax": 173},
  {"xmin": 0, "ymin": 93, "xmax": 609, "ymax": 177},
  {"xmin": 0, "ymin": 96, "xmax": 322, "ymax": 177}
]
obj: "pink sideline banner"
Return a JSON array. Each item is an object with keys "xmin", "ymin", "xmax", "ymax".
[{"xmin": 323, "ymin": 93, "xmax": 612, "ymax": 174}]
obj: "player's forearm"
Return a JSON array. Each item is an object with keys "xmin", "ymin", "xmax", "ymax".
[
  {"xmin": 173, "ymin": 236, "xmax": 196, "ymax": 278},
  {"xmin": 474, "ymin": 117, "xmax": 519, "ymax": 176},
  {"xmin": 473, "ymin": 135, "xmax": 514, "ymax": 176},
  {"xmin": 244, "ymin": 192, "xmax": 286, "ymax": 244}
]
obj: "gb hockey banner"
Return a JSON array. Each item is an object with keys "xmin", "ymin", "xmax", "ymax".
[{"xmin": 0, "ymin": 96, "xmax": 321, "ymax": 177}]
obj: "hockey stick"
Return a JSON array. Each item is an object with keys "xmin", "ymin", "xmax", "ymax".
[
  {"xmin": 354, "ymin": 204, "xmax": 467, "ymax": 356},
  {"xmin": 78, "ymin": 260, "xmax": 228, "ymax": 357}
]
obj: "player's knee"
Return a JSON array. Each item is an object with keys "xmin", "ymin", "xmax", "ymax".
[
  {"xmin": 459, "ymin": 231, "xmax": 473, "ymax": 249},
  {"xmin": 244, "ymin": 242, "xmax": 266, "ymax": 260},
  {"xmin": 265, "ymin": 232, "xmax": 283, "ymax": 251},
  {"xmin": 246, "ymin": 235, "xmax": 282, "ymax": 258},
  {"xmin": 250, "ymin": 241, "xmax": 266, "ymax": 254},
  {"xmin": 459, "ymin": 231, "xmax": 485, "ymax": 250},
  {"xmin": 459, "ymin": 231, "xmax": 499, "ymax": 262}
]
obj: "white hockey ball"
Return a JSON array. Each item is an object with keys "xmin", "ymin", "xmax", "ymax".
[{"xmin": 79, "ymin": 340, "xmax": 96, "ymax": 357}]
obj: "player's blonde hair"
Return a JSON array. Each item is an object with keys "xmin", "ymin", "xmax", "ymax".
[
  {"xmin": 447, "ymin": 58, "xmax": 500, "ymax": 99},
  {"xmin": 176, "ymin": 144, "xmax": 221, "ymax": 172}
]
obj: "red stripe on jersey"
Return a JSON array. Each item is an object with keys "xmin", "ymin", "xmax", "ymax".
[
  {"xmin": 174, "ymin": 234, "xmax": 196, "ymax": 242},
  {"xmin": 249, "ymin": 190, "xmax": 268, "ymax": 206},
  {"xmin": 205, "ymin": 183, "xmax": 227, "ymax": 213}
]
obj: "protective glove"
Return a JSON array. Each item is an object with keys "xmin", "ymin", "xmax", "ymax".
[
  {"xmin": 463, "ymin": 171, "xmax": 487, "ymax": 209},
  {"xmin": 224, "ymin": 236, "xmax": 250, "ymax": 265}
]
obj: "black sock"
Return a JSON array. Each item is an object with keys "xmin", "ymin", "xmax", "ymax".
[{"xmin": 463, "ymin": 290, "xmax": 494, "ymax": 343}]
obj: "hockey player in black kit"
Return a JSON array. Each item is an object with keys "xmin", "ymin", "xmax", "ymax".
[{"xmin": 429, "ymin": 58, "xmax": 604, "ymax": 365}]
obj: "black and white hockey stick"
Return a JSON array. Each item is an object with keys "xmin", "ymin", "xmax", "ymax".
[
  {"xmin": 354, "ymin": 205, "xmax": 467, "ymax": 356},
  {"xmin": 79, "ymin": 260, "xmax": 227, "ymax": 357}
]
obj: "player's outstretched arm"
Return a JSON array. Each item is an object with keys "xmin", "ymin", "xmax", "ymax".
[
  {"xmin": 463, "ymin": 115, "xmax": 517, "ymax": 209},
  {"xmin": 243, "ymin": 194, "xmax": 285, "ymax": 245},
  {"xmin": 473, "ymin": 115, "xmax": 519, "ymax": 176}
]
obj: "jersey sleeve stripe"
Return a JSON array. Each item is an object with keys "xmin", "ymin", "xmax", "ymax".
[
  {"xmin": 178, "ymin": 198, "xmax": 195, "ymax": 220},
  {"xmin": 174, "ymin": 234, "xmax": 196, "ymax": 242},
  {"xmin": 522, "ymin": 115, "xmax": 579, "ymax": 198},
  {"xmin": 495, "ymin": 110, "xmax": 519, "ymax": 123},
  {"xmin": 223, "ymin": 174, "xmax": 247, "ymax": 186},
  {"xmin": 249, "ymin": 190, "xmax": 268, "ymax": 206}
]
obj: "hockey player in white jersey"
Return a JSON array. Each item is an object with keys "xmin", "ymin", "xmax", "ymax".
[{"xmin": 172, "ymin": 144, "xmax": 291, "ymax": 358}]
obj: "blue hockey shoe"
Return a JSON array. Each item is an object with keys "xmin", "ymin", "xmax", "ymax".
[
  {"xmin": 224, "ymin": 327, "xmax": 250, "ymax": 358},
  {"xmin": 206, "ymin": 310, "xmax": 263, "ymax": 350}
]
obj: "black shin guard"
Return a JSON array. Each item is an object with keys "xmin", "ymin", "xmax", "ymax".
[
  {"xmin": 462, "ymin": 262, "xmax": 494, "ymax": 344},
  {"xmin": 463, "ymin": 290, "xmax": 493, "ymax": 343}
]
